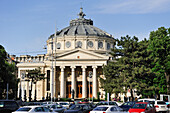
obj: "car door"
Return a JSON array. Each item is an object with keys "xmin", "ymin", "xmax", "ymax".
[
  {"xmin": 145, "ymin": 104, "xmax": 152, "ymax": 113},
  {"xmin": 34, "ymin": 107, "xmax": 45, "ymax": 113},
  {"xmin": 82, "ymin": 105, "xmax": 89, "ymax": 113},
  {"xmin": 110, "ymin": 107, "xmax": 119, "ymax": 113}
]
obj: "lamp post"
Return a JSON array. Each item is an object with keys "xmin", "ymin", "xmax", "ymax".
[
  {"xmin": 54, "ymin": 27, "xmax": 57, "ymax": 101},
  {"xmin": 50, "ymin": 39, "xmax": 54, "ymax": 103},
  {"xmin": 89, "ymin": 71, "xmax": 92, "ymax": 102}
]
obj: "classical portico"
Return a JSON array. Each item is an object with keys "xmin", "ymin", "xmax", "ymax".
[
  {"xmin": 50, "ymin": 48, "xmax": 109, "ymax": 99},
  {"xmin": 56, "ymin": 65, "xmax": 100, "ymax": 98},
  {"xmin": 16, "ymin": 8, "xmax": 115, "ymax": 100}
]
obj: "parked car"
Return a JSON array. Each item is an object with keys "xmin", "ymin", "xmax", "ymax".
[
  {"xmin": 167, "ymin": 104, "xmax": 170, "ymax": 112},
  {"xmin": 90, "ymin": 105, "xmax": 126, "ymax": 113},
  {"xmin": 128, "ymin": 102, "xmax": 156, "ymax": 113},
  {"xmin": 57, "ymin": 102, "xmax": 70, "ymax": 109},
  {"xmin": 138, "ymin": 98, "xmax": 155, "ymax": 105},
  {"xmin": 12, "ymin": 106, "xmax": 56, "ymax": 113},
  {"xmin": 96, "ymin": 101, "xmax": 119, "ymax": 106},
  {"xmin": 154, "ymin": 100, "xmax": 168, "ymax": 113},
  {"xmin": 0, "ymin": 100, "xmax": 20, "ymax": 113},
  {"xmin": 119, "ymin": 101, "xmax": 136, "ymax": 111},
  {"xmin": 43, "ymin": 104, "xmax": 67, "ymax": 113},
  {"xmin": 64, "ymin": 104, "xmax": 93, "ymax": 113}
]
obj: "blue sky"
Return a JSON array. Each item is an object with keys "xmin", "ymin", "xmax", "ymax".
[{"xmin": 0, "ymin": 0, "xmax": 170, "ymax": 56}]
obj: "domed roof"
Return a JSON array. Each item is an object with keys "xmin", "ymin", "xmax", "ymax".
[{"xmin": 49, "ymin": 8, "xmax": 113, "ymax": 38}]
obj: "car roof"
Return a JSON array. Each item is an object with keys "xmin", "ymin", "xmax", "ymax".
[
  {"xmin": 138, "ymin": 98, "xmax": 155, "ymax": 101},
  {"xmin": 97, "ymin": 105, "xmax": 118, "ymax": 107},
  {"xmin": 0, "ymin": 100, "xmax": 16, "ymax": 101},
  {"xmin": 156, "ymin": 100, "xmax": 164, "ymax": 101},
  {"xmin": 58, "ymin": 101, "xmax": 69, "ymax": 103},
  {"xmin": 136, "ymin": 102, "xmax": 149, "ymax": 104},
  {"xmin": 21, "ymin": 105, "xmax": 44, "ymax": 108},
  {"xmin": 72, "ymin": 104, "xmax": 89, "ymax": 106}
]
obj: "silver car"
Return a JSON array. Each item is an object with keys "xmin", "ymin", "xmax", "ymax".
[
  {"xmin": 90, "ymin": 105, "xmax": 127, "ymax": 113},
  {"xmin": 12, "ymin": 106, "xmax": 56, "ymax": 113}
]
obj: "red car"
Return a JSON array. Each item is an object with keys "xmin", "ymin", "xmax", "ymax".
[{"xmin": 128, "ymin": 102, "xmax": 156, "ymax": 113}]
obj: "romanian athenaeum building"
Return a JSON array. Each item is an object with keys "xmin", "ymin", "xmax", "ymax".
[{"xmin": 14, "ymin": 8, "xmax": 135, "ymax": 101}]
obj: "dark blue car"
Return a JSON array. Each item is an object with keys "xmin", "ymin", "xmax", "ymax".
[
  {"xmin": 120, "ymin": 101, "xmax": 136, "ymax": 111},
  {"xmin": 64, "ymin": 104, "xmax": 93, "ymax": 113}
]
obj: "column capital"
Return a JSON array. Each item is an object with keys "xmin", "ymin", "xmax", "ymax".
[
  {"xmin": 60, "ymin": 66, "xmax": 65, "ymax": 72},
  {"xmin": 81, "ymin": 65, "xmax": 87, "ymax": 69},
  {"xmin": 60, "ymin": 66, "xmax": 65, "ymax": 69},
  {"xmin": 92, "ymin": 65, "xmax": 97, "ymax": 69},
  {"xmin": 71, "ymin": 66, "xmax": 76, "ymax": 69}
]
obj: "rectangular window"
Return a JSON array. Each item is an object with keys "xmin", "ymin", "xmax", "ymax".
[{"xmin": 47, "ymin": 70, "xmax": 50, "ymax": 91}]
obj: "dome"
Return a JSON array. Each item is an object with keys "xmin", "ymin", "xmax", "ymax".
[{"xmin": 49, "ymin": 8, "xmax": 113, "ymax": 39}]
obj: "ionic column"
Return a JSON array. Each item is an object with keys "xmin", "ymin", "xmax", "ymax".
[
  {"xmin": 93, "ymin": 66, "xmax": 97, "ymax": 98},
  {"xmin": 60, "ymin": 66, "xmax": 65, "ymax": 98},
  {"xmin": 50, "ymin": 68, "xmax": 54, "ymax": 100},
  {"xmin": 54, "ymin": 66, "xmax": 56, "ymax": 98},
  {"xmin": 71, "ymin": 66, "xmax": 76, "ymax": 98},
  {"xmin": 82, "ymin": 66, "xmax": 87, "ymax": 98}
]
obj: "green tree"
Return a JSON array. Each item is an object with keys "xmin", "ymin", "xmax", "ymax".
[
  {"xmin": 148, "ymin": 27, "xmax": 170, "ymax": 95},
  {"xmin": 134, "ymin": 39, "xmax": 155, "ymax": 97},
  {"xmin": 101, "ymin": 48, "xmax": 125, "ymax": 100},
  {"xmin": 102, "ymin": 36, "xmax": 154, "ymax": 100},
  {"xmin": 0, "ymin": 45, "xmax": 18, "ymax": 99},
  {"xmin": 25, "ymin": 67, "xmax": 45, "ymax": 101},
  {"xmin": 101, "ymin": 61, "xmax": 124, "ymax": 100}
]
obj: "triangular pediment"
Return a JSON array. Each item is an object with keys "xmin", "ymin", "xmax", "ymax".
[{"xmin": 56, "ymin": 48, "xmax": 109, "ymax": 60}]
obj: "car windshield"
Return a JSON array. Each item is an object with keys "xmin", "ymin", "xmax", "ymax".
[
  {"xmin": 17, "ymin": 107, "xmax": 31, "ymax": 111},
  {"xmin": 60, "ymin": 103, "xmax": 69, "ymax": 105},
  {"xmin": 69, "ymin": 105, "xmax": 84, "ymax": 110},
  {"xmin": 93, "ymin": 107, "xmax": 108, "ymax": 111},
  {"xmin": 132, "ymin": 104, "xmax": 146, "ymax": 109},
  {"xmin": 109, "ymin": 102, "xmax": 117, "ymax": 105},
  {"xmin": 157, "ymin": 101, "xmax": 166, "ymax": 104},
  {"xmin": 56, "ymin": 105, "xmax": 63, "ymax": 108},
  {"xmin": 144, "ymin": 100, "xmax": 155, "ymax": 104},
  {"xmin": 97, "ymin": 102, "xmax": 117, "ymax": 105},
  {"xmin": 123, "ymin": 102, "xmax": 134, "ymax": 106}
]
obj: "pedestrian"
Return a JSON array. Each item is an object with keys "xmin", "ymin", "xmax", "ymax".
[{"xmin": 124, "ymin": 96, "xmax": 127, "ymax": 102}]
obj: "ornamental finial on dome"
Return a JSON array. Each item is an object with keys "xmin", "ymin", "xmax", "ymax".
[{"xmin": 78, "ymin": 7, "xmax": 86, "ymax": 19}]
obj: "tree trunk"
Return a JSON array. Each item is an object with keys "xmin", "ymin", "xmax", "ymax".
[{"xmin": 130, "ymin": 88, "xmax": 134, "ymax": 101}]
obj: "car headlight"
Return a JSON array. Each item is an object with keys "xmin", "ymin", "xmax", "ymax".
[{"xmin": 141, "ymin": 112, "xmax": 145, "ymax": 113}]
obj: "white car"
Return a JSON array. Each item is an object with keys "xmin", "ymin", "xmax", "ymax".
[
  {"xmin": 154, "ymin": 100, "xmax": 168, "ymax": 113},
  {"xmin": 96, "ymin": 101, "xmax": 119, "ymax": 106},
  {"xmin": 57, "ymin": 102, "xmax": 70, "ymax": 109},
  {"xmin": 42, "ymin": 104, "xmax": 67, "ymax": 113},
  {"xmin": 90, "ymin": 105, "xmax": 127, "ymax": 113},
  {"xmin": 12, "ymin": 106, "xmax": 56, "ymax": 113},
  {"xmin": 138, "ymin": 98, "xmax": 156, "ymax": 104}
]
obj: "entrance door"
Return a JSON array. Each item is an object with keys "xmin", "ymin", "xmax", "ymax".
[
  {"xmin": 66, "ymin": 82, "xmax": 71, "ymax": 98},
  {"xmin": 77, "ymin": 82, "xmax": 82, "ymax": 98}
]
